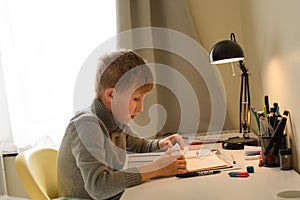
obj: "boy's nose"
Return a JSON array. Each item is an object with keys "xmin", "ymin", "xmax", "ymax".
[{"xmin": 137, "ymin": 102, "xmax": 144, "ymax": 112}]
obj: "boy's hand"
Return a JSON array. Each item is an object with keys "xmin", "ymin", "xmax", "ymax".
[
  {"xmin": 138, "ymin": 154, "xmax": 188, "ymax": 180},
  {"xmin": 158, "ymin": 134, "xmax": 185, "ymax": 150}
]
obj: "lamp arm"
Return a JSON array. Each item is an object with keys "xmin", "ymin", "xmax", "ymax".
[
  {"xmin": 245, "ymin": 72, "xmax": 251, "ymax": 133},
  {"xmin": 239, "ymin": 60, "xmax": 251, "ymax": 136},
  {"xmin": 239, "ymin": 60, "xmax": 248, "ymax": 74}
]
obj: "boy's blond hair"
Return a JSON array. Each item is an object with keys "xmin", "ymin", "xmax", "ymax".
[{"xmin": 95, "ymin": 49, "xmax": 154, "ymax": 99}]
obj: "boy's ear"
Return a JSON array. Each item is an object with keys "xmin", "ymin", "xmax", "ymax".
[{"xmin": 104, "ymin": 88, "xmax": 116, "ymax": 102}]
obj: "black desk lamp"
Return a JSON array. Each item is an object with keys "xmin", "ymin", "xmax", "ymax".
[{"xmin": 209, "ymin": 33, "xmax": 258, "ymax": 149}]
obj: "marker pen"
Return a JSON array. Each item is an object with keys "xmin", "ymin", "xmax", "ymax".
[
  {"xmin": 228, "ymin": 172, "xmax": 249, "ymax": 177},
  {"xmin": 265, "ymin": 95, "xmax": 270, "ymax": 115},
  {"xmin": 176, "ymin": 170, "xmax": 221, "ymax": 178}
]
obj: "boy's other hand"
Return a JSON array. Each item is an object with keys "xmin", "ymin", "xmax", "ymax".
[{"xmin": 158, "ymin": 134, "xmax": 185, "ymax": 150}]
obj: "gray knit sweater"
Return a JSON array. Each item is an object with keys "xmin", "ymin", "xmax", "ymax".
[{"xmin": 57, "ymin": 99, "xmax": 160, "ymax": 200}]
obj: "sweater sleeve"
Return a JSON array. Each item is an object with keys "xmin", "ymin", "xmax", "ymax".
[
  {"xmin": 124, "ymin": 125, "xmax": 160, "ymax": 153},
  {"xmin": 71, "ymin": 115, "xmax": 142, "ymax": 200}
]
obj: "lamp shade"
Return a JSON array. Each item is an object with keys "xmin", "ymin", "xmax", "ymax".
[{"xmin": 209, "ymin": 40, "xmax": 244, "ymax": 64}]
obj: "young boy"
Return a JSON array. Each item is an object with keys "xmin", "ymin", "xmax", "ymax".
[{"xmin": 57, "ymin": 49, "xmax": 187, "ymax": 200}]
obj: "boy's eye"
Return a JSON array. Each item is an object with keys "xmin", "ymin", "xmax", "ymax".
[{"xmin": 133, "ymin": 98, "xmax": 141, "ymax": 101}]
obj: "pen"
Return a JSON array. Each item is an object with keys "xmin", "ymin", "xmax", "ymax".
[
  {"xmin": 176, "ymin": 170, "xmax": 221, "ymax": 178},
  {"xmin": 189, "ymin": 141, "xmax": 223, "ymax": 145},
  {"xmin": 269, "ymin": 107, "xmax": 275, "ymax": 129},
  {"xmin": 264, "ymin": 95, "xmax": 270, "ymax": 115},
  {"xmin": 273, "ymin": 102, "xmax": 279, "ymax": 115},
  {"xmin": 250, "ymin": 107, "xmax": 260, "ymax": 131},
  {"xmin": 273, "ymin": 102, "xmax": 281, "ymax": 128},
  {"xmin": 259, "ymin": 115, "xmax": 267, "ymax": 136}
]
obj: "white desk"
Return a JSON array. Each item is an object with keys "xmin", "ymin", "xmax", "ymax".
[{"xmin": 121, "ymin": 143, "xmax": 300, "ymax": 200}]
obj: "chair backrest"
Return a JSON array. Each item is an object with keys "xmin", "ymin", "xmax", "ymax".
[{"xmin": 15, "ymin": 147, "xmax": 58, "ymax": 200}]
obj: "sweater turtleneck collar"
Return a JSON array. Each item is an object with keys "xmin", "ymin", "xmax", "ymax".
[{"xmin": 91, "ymin": 99, "xmax": 126, "ymax": 133}]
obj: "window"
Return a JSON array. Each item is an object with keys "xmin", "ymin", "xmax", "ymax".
[{"xmin": 0, "ymin": 0, "xmax": 116, "ymax": 147}]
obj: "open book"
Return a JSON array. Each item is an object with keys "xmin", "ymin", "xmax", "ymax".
[
  {"xmin": 183, "ymin": 148, "xmax": 232, "ymax": 172},
  {"xmin": 127, "ymin": 147, "xmax": 232, "ymax": 172}
]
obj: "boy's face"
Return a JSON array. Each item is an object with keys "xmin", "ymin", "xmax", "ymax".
[{"xmin": 111, "ymin": 88, "xmax": 148, "ymax": 124}]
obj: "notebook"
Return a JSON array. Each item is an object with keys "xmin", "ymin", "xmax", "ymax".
[{"xmin": 127, "ymin": 147, "xmax": 232, "ymax": 172}]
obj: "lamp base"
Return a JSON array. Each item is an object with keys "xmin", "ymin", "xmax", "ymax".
[{"xmin": 222, "ymin": 136, "xmax": 258, "ymax": 150}]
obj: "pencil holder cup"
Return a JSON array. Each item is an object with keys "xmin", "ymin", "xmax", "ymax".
[{"xmin": 259, "ymin": 135, "xmax": 286, "ymax": 167}]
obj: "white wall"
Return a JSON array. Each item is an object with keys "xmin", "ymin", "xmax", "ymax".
[
  {"xmin": 241, "ymin": 0, "xmax": 300, "ymax": 172},
  {"xmin": 189, "ymin": 0, "xmax": 300, "ymax": 172}
]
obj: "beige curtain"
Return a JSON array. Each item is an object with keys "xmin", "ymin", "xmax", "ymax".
[{"xmin": 116, "ymin": 0, "xmax": 232, "ymax": 137}]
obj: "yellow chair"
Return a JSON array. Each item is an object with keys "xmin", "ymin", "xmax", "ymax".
[{"xmin": 15, "ymin": 147, "xmax": 58, "ymax": 200}]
